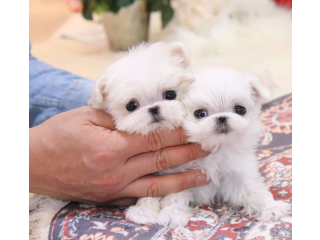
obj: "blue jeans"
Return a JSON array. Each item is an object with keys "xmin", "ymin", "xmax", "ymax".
[{"xmin": 29, "ymin": 44, "xmax": 94, "ymax": 127}]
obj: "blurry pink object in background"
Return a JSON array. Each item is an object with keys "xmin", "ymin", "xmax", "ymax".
[
  {"xmin": 65, "ymin": 0, "xmax": 83, "ymax": 13},
  {"xmin": 274, "ymin": 0, "xmax": 292, "ymax": 9}
]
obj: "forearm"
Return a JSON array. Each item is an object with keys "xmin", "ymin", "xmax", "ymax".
[{"xmin": 29, "ymin": 45, "xmax": 94, "ymax": 127}]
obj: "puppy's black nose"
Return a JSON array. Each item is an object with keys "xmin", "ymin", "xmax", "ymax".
[
  {"xmin": 218, "ymin": 116, "xmax": 227, "ymax": 123},
  {"xmin": 149, "ymin": 106, "xmax": 160, "ymax": 115}
]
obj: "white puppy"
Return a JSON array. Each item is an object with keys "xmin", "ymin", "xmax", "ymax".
[
  {"xmin": 156, "ymin": 68, "xmax": 291, "ymax": 228},
  {"xmin": 90, "ymin": 41, "xmax": 195, "ymax": 224}
]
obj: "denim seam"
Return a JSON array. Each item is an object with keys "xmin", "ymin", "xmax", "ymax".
[
  {"xmin": 29, "ymin": 68, "xmax": 56, "ymax": 80},
  {"xmin": 30, "ymin": 98, "xmax": 60, "ymax": 108}
]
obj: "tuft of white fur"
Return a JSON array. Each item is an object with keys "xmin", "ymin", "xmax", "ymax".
[
  {"xmin": 158, "ymin": 191, "xmax": 195, "ymax": 228},
  {"xmin": 29, "ymin": 195, "xmax": 69, "ymax": 240},
  {"xmin": 125, "ymin": 197, "xmax": 161, "ymax": 225}
]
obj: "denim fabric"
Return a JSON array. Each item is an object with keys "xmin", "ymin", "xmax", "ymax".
[{"xmin": 29, "ymin": 43, "xmax": 94, "ymax": 127}]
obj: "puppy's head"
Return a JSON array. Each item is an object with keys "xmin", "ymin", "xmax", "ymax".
[
  {"xmin": 91, "ymin": 41, "xmax": 194, "ymax": 134},
  {"xmin": 182, "ymin": 68, "xmax": 269, "ymax": 150}
]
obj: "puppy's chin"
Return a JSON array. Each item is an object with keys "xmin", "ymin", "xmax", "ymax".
[
  {"xmin": 111, "ymin": 101, "xmax": 186, "ymax": 135},
  {"xmin": 184, "ymin": 113, "xmax": 250, "ymax": 151}
]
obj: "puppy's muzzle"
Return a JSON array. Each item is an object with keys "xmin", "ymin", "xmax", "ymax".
[
  {"xmin": 149, "ymin": 106, "xmax": 160, "ymax": 115},
  {"xmin": 149, "ymin": 106, "xmax": 164, "ymax": 123},
  {"xmin": 218, "ymin": 116, "xmax": 227, "ymax": 123},
  {"xmin": 215, "ymin": 116, "xmax": 231, "ymax": 134}
]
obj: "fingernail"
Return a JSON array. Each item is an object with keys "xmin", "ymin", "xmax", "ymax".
[{"xmin": 195, "ymin": 174, "xmax": 210, "ymax": 186}]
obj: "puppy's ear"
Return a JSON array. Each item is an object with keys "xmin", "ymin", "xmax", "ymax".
[
  {"xmin": 168, "ymin": 42, "xmax": 191, "ymax": 67},
  {"xmin": 245, "ymin": 73, "xmax": 271, "ymax": 104},
  {"xmin": 89, "ymin": 76, "xmax": 108, "ymax": 110}
]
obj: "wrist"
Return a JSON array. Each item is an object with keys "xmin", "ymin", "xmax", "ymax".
[{"xmin": 29, "ymin": 125, "xmax": 46, "ymax": 193}]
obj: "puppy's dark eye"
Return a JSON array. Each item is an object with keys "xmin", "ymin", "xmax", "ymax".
[
  {"xmin": 126, "ymin": 101, "xmax": 139, "ymax": 112},
  {"xmin": 234, "ymin": 105, "xmax": 246, "ymax": 115},
  {"xmin": 194, "ymin": 109, "xmax": 208, "ymax": 119},
  {"xmin": 163, "ymin": 90, "xmax": 177, "ymax": 100}
]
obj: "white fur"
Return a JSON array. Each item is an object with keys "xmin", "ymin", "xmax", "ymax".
[
  {"xmin": 124, "ymin": 197, "xmax": 161, "ymax": 224},
  {"xmin": 157, "ymin": 68, "xmax": 290, "ymax": 227},
  {"xmin": 158, "ymin": 191, "xmax": 195, "ymax": 228}
]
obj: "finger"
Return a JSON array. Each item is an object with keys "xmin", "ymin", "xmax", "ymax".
[
  {"xmin": 125, "ymin": 143, "xmax": 209, "ymax": 180},
  {"xmin": 119, "ymin": 128, "xmax": 189, "ymax": 155},
  {"xmin": 82, "ymin": 107, "xmax": 116, "ymax": 130},
  {"xmin": 103, "ymin": 198, "xmax": 137, "ymax": 206},
  {"xmin": 77, "ymin": 198, "xmax": 137, "ymax": 207},
  {"xmin": 120, "ymin": 171, "xmax": 210, "ymax": 198}
]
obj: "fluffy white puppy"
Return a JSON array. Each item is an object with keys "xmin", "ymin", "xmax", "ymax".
[
  {"xmin": 156, "ymin": 68, "xmax": 290, "ymax": 227},
  {"xmin": 90, "ymin": 41, "xmax": 195, "ymax": 224},
  {"xmin": 91, "ymin": 41, "xmax": 194, "ymax": 134}
]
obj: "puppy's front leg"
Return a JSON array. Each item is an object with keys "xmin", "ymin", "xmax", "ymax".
[
  {"xmin": 220, "ymin": 172, "xmax": 291, "ymax": 221},
  {"xmin": 125, "ymin": 197, "xmax": 161, "ymax": 224},
  {"xmin": 158, "ymin": 191, "xmax": 194, "ymax": 228}
]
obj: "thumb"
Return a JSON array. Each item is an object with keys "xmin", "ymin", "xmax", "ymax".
[{"xmin": 83, "ymin": 107, "xmax": 116, "ymax": 130}]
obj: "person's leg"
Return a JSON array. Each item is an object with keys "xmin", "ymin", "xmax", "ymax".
[{"xmin": 29, "ymin": 43, "xmax": 94, "ymax": 127}]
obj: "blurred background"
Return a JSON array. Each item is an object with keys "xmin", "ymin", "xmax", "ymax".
[
  {"xmin": 29, "ymin": 0, "xmax": 292, "ymax": 99},
  {"xmin": 30, "ymin": 0, "xmax": 71, "ymax": 43}
]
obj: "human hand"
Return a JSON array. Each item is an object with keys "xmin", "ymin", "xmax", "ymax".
[{"xmin": 29, "ymin": 107, "xmax": 210, "ymax": 205}]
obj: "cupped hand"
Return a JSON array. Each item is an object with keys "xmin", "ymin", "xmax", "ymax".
[{"xmin": 29, "ymin": 107, "xmax": 210, "ymax": 205}]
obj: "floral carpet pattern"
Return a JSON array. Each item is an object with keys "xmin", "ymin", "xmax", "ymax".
[{"xmin": 49, "ymin": 94, "xmax": 292, "ymax": 240}]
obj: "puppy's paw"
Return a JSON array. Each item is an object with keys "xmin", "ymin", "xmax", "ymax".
[
  {"xmin": 125, "ymin": 205, "xmax": 159, "ymax": 225},
  {"xmin": 158, "ymin": 208, "xmax": 193, "ymax": 228},
  {"xmin": 258, "ymin": 200, "xmax": 291, "ymax": 221}
]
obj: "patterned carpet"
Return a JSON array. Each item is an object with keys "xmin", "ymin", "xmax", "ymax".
[{"xmin": 48, "ymin": 94, "xmax": 292, "ymax": 240}]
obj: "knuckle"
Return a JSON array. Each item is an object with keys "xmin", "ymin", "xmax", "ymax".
[
  {"xmin": 187, "ymin": 145, "xmax": 197, "ymax": 161},
  {"xmin": 146, "ymin": 131, "xmax": 163, "ymax": 151},
  {"xmin": 154, "ymin": 149, "xmax": 170, "ymax": 171},
  {"xmin": 79, "ymin": 106, "xmax": 94, "ymax": 115},
  {"xmin": 177, "ymin": 177, "xmax": 188, "ymax": 191},
  {"xmin": 103, "ymin": 174, "xmax": 124, "ymax": 187},
  {"xmin": 92, "ymin": 173, "xmax": 124, "ymax": 189},
  {"xmin": 91, "ymin": 151, "xmax": 114, "ymax": 165},
  {"xmin": 146, "ymin": 181, "xmax": 161, "ymax": 197}
]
